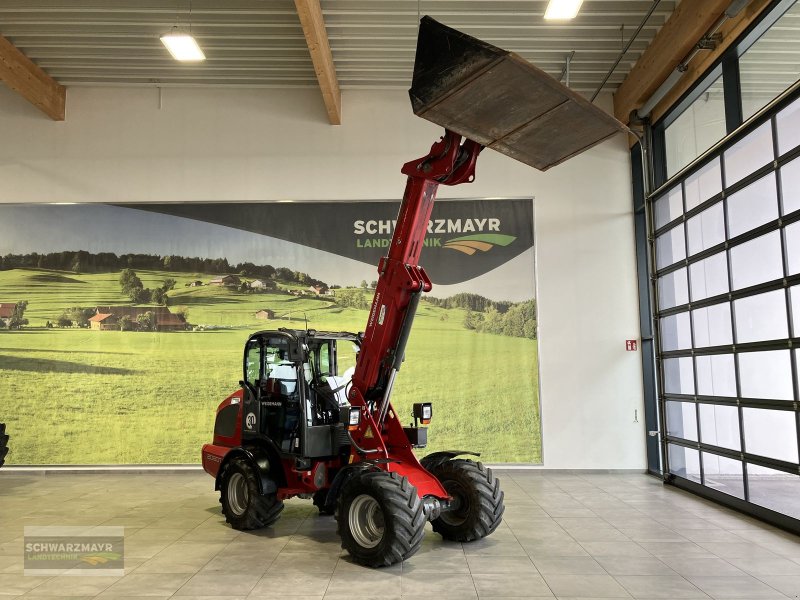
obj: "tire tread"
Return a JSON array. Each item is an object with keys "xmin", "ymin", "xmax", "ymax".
[
  {"xmin": 336, "ymin": 470, "xmax": 425, "ymax": 567},
  {"xmin": 220, "ymin": 457, "xmax": 284, "ymax": 530},
  {"xmin": 429, "ymin": 459, "xmax": 504, "ymax": 542}
]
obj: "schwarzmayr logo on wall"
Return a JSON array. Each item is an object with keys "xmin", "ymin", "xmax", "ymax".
[
  {"xmin": 352, "ymin": 217, "xmax": 516, "ymax": 254},
  {"xmin": 129, "ymin": 198, "xmax": 533, "ymax": 285}
]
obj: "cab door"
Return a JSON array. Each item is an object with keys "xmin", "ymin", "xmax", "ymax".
[{"xmin": 241, "ymin": 338, "xmax": 263, "ymax": 439}]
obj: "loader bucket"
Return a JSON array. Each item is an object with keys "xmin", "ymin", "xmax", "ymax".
[{"xmin": 409, "ymin": 17, "xmax": 627, "ymax": 171}]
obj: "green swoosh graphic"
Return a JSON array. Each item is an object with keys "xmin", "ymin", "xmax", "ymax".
[{"xmin": 445, "ymin": 234, "xmax": 516, "ymax": 246}]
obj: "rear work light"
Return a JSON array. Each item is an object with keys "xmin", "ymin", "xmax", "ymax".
[
  {"xmin": 413, "ymin": 402, "xmax": 432, "ymax": 425},
  {"xmin": 341, "ymin": 406, "xmax": 361, "ymax": 431}
]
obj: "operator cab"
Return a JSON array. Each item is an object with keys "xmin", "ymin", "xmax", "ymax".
[{"xmin": 240, "ymin": 329, "xmax": 360, "ymax": 457}]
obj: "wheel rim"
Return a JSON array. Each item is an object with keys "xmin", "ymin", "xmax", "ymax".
[
  {"xmin": 227, "ymin": 472, "xmax": 249, "ymax": 516},
  {"xmin": 349, "ymin": 494, "xmax": 385, "ymax": 549},
  {"xmin": 440, "ymin": 480, "xmax": 470, "ymax": 527}
]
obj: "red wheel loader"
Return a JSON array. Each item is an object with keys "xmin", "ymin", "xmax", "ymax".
[{"xmin": 202, "ymin": 17, "xmax": 625, "ymax": 567}]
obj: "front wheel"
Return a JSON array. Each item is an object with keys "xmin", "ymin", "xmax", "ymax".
[
  {"xmin": 219, "ymin": 457, "xmax": 284, "ymax": 530},
  {"xmin": 428, "ymin": 459, "xmax": 504, "ymax": 542},
  {"xmin": 336, "ymin": 471, "xmax": 425, "ymax": 567}
]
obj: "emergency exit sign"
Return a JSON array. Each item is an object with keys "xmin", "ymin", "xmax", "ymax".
[{"xmin": 626, "ymin": 340, "xmax": 638, "ymax": 351}]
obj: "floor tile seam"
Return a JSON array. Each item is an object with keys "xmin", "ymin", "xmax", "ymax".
[
  {"xmin": 593, "ymin": 556, "xmax": 685, "ymax": 578},
  {"xmin": 575, "ymin": 538, "xmax": 660, "ymax": 562},
  {"xmin": 609, "ymin": 572, "xmax": 713, "ymax": 599},
  {"xmin": 462, "ymin": 549, "xmax": 480, "ymax": 599},
  {"xmin": 685, "ymin": 552, "xmax": 762, "ymax": 578},
  {"xmin": 320, "ymin": 557, "xmax": 341, "ymax": 597},
  {"xmin": 682, "ymin": 573, "xmax": 795, "ymax": 600},
  {"xmin": 168, "ymin": 542, "xmax": 257, "ymax": 598},
  {"xmin": 500, "ymin": 505, "xmax": 553, "ymax": 573},
  {"xmin": 16, "ymin": 570, "xmax": 57, "ymax": 596},
  {"xmin": 747, "ymin": 568, "xmax": 800, "ymax": 596}
]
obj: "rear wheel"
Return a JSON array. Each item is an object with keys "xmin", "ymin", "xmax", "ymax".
[
  {"xmin": 219, "ymin": 457, "xmax": 284, "ymax": 530},
  {"xmin": 428, "ymin": 459, "xmax": 504, "ymax": 542},
  {"xmin": 336, "ymin": 471, "xmax": 425, "ymax": 567}
]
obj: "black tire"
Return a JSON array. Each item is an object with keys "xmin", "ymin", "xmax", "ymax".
[
  {"xmin": 219, "ymin": 457, "xmax": 284, "ymax": 530},
  {"xmin": 336, "ymin": 471, "xmax": 425, "ymax": 567},
  {"xmin": 313, "ymin": 489, "xmax": 335, "ymax": 515},
  {"xmin": 0, "ymin": 423, "xmax": 7, "ymax": 468},
  {"xmin": 429, "ymin": 459, "xmax": 504, "ymax": 542}
]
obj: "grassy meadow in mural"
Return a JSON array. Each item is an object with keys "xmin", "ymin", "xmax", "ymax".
[{"xmin": 0, "ymin": 268, "xmax": 539, "ymax": 464}]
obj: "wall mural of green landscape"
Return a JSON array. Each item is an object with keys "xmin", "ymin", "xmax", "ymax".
[{"xmin": 0, "ymin": 200, "xmax": 540, "ymax": 464}]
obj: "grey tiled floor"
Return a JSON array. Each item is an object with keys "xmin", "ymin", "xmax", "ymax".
[{"xmin": 0, "ymin": 470, "xmax": 799, "ymax": 599}]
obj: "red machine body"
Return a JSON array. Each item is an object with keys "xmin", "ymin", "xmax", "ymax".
[{"xmin": 202, "ymin": 130, "xmax": 482, "ymax": 502}]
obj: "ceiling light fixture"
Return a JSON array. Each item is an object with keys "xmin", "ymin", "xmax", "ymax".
[
  {"xmin": 161, "ymin": 29, "xmax": 205, "ymax": 62},
  {"xmin": 544, "ymin": 0, "xmax": 585, "ymax": 20},
  {"xmin": 161, "ymin": 0, "xmax": 205, "ymax": 62}
]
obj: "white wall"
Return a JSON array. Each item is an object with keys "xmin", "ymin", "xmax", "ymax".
[{"xmin": 0, "ymin": 85, "xmax": 646, "ymax": 469}]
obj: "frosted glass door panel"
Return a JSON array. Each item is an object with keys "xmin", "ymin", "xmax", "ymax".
[
  {"xmin": 787, "ymin": 222, "xmax": 800, "ymax": 274},
  {"xmin": 685, "ymin": 158, "xmax": 722, "ymax": 211},
  {"xmin": 739, "ymin": 350, "xmax": 794, "ymax": 400},
  {"xmin": 724, "ymin": 122, "xmax": 774, "ymax": 186},
  {"xmin": 666, "ymin": 400, "xmax": 698, "ymax": 441},
  {"xmin": 743, "ymin": 407, "xmax": 799, "ymax": 463},
  {"xmin": 690, "ymin": 253, "xmax": 729, "ymax": 300},
  {"xmin": 661, "ymin": 312, "xmax": 692, "ymax": 351},
  {"xmin": 696, "ymin": 354, "xmax": 737, "ymax": 397},
  {"xmin": 727, "ymin": 173, "xmax": 778, "ymax": 238},
  {"xmin": 692, "ymin": 303, "xmax": 733, "ymax": 347},
  {"xmin": 659, "ymin": 268, "xmax": 690, "ymax": 309},
  {"xmin": 702, "ymin": 454, "xmax": 745, "ymax": 499},
  {"xmin": 776, "ymin": 89, "xmax": 800, "ymax": 155},
  {"xmin": 654, "ymin": 185, "xmax": 684, "ymax": 229},
  {"xmin": 663, "ymin": 357, "xmax": 695, "ymax": 395},
  {"xmin": 748, "ymin": 465, "xmax": 800, "ymax": 520},
  {"xmin": 780, "ymin": 157, "xmax": 800, "ymax": 215},
  {"xmin": 668, "ymin": 444, "xmax": 702, "ymax": 483},
  {"xmin": 734, "ymin": 290, "xmax": 789, "ymax": 343},
  {"xmin": 656, "ymin": 225, "xmax": 687, "ymax": 269},
  {"xmin": 730, "ymin": 231, "xmax": 783, "ymax": 289},
  {"xmin": 687, "ymin": 203, "xmax": 725, "ymax": 255},
  {"xmin": 699, "ymin": 403, "xmax": 741, "ymax": 450}
]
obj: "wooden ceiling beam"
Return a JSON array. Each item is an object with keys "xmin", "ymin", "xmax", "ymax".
[
  {"xmin": 648, "ymin": 0, "xmax": 773, "ymax": 123},
  {"xmin": 0, "ymin": 34, "xmax": 65, "ymax": 120},
  {"xmin": 613, "ymin": 0, "xmax": 731, "ymax": 125},
  {"xmin": 294, "ymin": 0, "xmax": 341, "ymax": 125}
]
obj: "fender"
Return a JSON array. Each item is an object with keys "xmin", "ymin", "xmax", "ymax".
[
  {"xmin": 420, "ymin": 450, "xmax": 480, "ymax": 472},
  {"xmin": 316, "ymin": 461, "xmax": 383, "ymax": 513},
  {"xmin": 215, "ymin": 442, "xmax": 286, "ymax": 495}
]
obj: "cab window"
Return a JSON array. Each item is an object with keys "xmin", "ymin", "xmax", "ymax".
[
  {"xmin": 244, "ymin": 340, "xmax": 261, "ymax": 387},
  {"xmin": 318, "ymin": 343, "xmax": 331, "ymax": 376}
]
